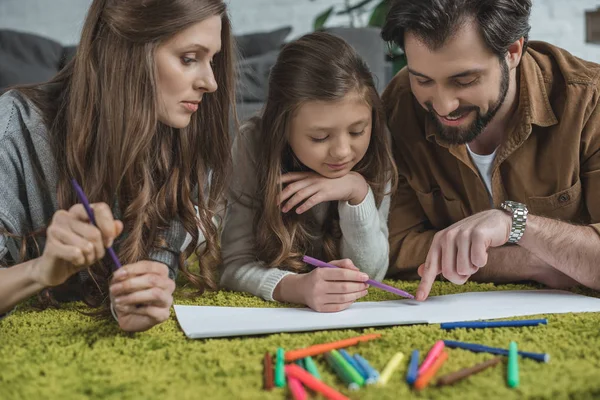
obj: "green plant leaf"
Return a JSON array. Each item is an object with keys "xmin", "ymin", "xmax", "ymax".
[
  {"xmin": 335, "ymin": 0, "xmax": 375, "ymax": 15},
  {"xmin": 314, "ymin": 6, "xmax": 335, "ymax": 31},
  {"xmin": 368, "ymin": 0, "xmax": 389, "ymax": 27}
]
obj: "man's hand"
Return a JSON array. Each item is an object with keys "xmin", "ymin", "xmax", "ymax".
[{"xmin": 416, "ymin": 209, "xmax": 512, "ymax": 301}]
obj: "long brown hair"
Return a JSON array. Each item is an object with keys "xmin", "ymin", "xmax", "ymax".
[
  {"xmin": 13, "ymin": 0, "xmax": 236, "ymax": 308},
  {"xmin": 250, "ymin": 32, "xmax": 397, "ymax": 273}
]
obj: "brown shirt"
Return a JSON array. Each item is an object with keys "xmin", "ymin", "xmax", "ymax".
[{"xmin": 383, "ymin": 41, "xmax": 600, "ymax": 278}]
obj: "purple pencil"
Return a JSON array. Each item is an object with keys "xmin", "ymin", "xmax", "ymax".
[
  {"xmin": 71, "ymin": 179, "xmax": 122, "ymax": 270},
  {"xmin": 303, "ymin": 255, "xmax": 414, "ymax": 299}
]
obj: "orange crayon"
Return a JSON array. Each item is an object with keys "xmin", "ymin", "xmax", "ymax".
[
  {"xmin": 285, "ymin": 364, "xmax": 350, "ymax": 400},
  {"xmin": 414, "ymin": 351, "xmax": 449, "ymax": 390},
  {"xmin": 285, "ymin": 333, "xmax": 381, "ymax": 362}
]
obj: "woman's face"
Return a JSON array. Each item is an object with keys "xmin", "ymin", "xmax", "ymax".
[{"xmin": 154, "ymin": 15, "xmax": 222, "ymax": 129}]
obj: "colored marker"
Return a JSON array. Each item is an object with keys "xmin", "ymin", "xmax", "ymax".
[
  {"xmin": 263, "ymin": 352, "xmax": 274, "ymax": 390},
  {"xmin": 71, "ymin": 179, "xmax": 122, "ymax": 269},
  {"xmin": 436, "ymin": 357, "xmax": 502, "ymax": 387},
  {"xmin": 406, "ymin": 349, "xmax": 420, "ymax": 385},
  {"xmin": 275, "ymin": 347, "xmax": 286, "ymax": 387},
  {"xmin": 339, "ymin": 349, "xmax": 368, "ymax": 380},
  {"xmin": 330, "ymin": 350, "xmax": 365, "ymax": 387},
  {"xmin": 303, "ymin": 356, "xmax": 321, "ymax": 379},
  {"xmin": 325, "ymin": 352, "xmax": 360, "ymax": 390},
  {"xmin": 285, "ymin": 333, "xmax": 381, "ymax": 361},
  {"xmin": 303, "ymin": 256, "xmax": 414, "ymax": 299},
  {"xmin": 418, "ymin": 340, "xmax": 445, "ymax": 374},
  {"xmin": 353, "ymin": 354, "xmax": 380, "ymax": 384},
  {"xmin": 378, "ymin": 352, "xmax": 405, "ymax": 385},
  {"xmin": 288, "ymin": 376, "xmax": 308, "ymax": 400},
  {"xmin": 415, "ymin": 351, "xmax": 449, "ymax": 390},
  {"xmin": 285, "ymin": 364, "xmax": 350, "ymax": 400},
  {"xmin": 444, "ymin": 340, "xmax": 549, "ymax": 363},
  {"xmin": 441, "ymin": 318, "xmax": 547, "ymax": 330},
  {"xmin": 507, "ymin": 341, "xmax": 520, "ymax": 388}
]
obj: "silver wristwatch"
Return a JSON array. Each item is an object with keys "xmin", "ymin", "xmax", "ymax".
[{"xmin": 500, "ymin": 200, "xmax": 528, "ymax": 244}]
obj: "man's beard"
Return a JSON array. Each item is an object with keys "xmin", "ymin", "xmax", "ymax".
[{"xmin": 425, "ymin": 59, "xmax": 510, "ymax": 145}]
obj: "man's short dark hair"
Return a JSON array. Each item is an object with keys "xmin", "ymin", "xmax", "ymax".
[{"xmin": 381, "ymin": 0, "xmax": 532, "ymax": 58}]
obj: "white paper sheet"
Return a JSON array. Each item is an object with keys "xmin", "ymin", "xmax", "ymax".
[{"xmin": 173, "ymin": 290, "xmax": 600, "ymax": 339}]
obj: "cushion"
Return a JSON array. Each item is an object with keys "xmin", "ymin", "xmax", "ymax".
[
  {"xmin": 0, "ymin": 29, "xmax": 64, "ymax": 91},
  {"xmin": 236, "ymin": 49, "xmax": 279, "ymax": 103},
  {"xmin": 235, "ymin": 26, "xmax": 291, "ymax": 59}
]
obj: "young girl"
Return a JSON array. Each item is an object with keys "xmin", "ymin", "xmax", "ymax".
[
  {"xmin": 220, "ymin": 32, "xmax": 398, "ymax": 312},
  {"xmin": 0, "ymin": 0, "xmax": 235, "ymax": 332}
]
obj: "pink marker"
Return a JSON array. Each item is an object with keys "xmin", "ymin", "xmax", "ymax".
[
  {"xmin": 288, "ymin": 376, "xmax": 308, "ymax": 400},
  {"xmin": 418, "ymin": 340, "xmax": 445, "ymax": 375}
]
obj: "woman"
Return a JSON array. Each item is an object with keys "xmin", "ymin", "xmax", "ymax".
[{"xmin": 0, "ymin": 0, "xmax": 235, "ymax": 332}]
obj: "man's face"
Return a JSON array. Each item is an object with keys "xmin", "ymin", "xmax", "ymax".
[{"xmin": 404, "ymin": 21, "xmax": 510, "ymax": 145}]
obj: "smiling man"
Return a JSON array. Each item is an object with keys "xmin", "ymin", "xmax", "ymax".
[{"xmin": 381, "ymin": 0, "xmax": 600, "ymax": 300}]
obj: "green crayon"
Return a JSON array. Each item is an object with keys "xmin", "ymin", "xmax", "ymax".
[{"xmin": 507, "ymin": 341, "xmax": 520, "ymax": 388}]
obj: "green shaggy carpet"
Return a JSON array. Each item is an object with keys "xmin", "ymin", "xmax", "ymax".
[{"xmin": 1, "ymin": 281, "xmax": 600, "ymax": 400}]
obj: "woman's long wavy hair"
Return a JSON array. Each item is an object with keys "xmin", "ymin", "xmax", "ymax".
[
  {"xmin": 12, "ymin": 0, "xmax": 235, "ymax": 309},
  {"xmin": 251, "ymin": 31, "xmax": 397, "ymax": 273}
]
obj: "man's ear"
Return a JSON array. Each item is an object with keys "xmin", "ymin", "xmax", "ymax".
[{"xmin": 506, "ymin": 37, "xmax": 525, "ymax": 69}]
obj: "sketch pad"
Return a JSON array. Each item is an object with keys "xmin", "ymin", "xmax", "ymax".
[{"xmin": 174, "ymin": 290, "xmax": 600, "ymax": 339}]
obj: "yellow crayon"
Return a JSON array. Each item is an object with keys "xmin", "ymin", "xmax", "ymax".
[{"xmin": 378, "ymin": 352, "xmax": 405, "ymax": 385}]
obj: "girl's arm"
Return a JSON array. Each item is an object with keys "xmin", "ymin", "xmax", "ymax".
[
  {"xmin": 219, "ymin": 125, "xmax": 295, "ymax": 301},
  {"xmin": 338, "ymin": 181, "xmax": 392, "ymax": 281}
]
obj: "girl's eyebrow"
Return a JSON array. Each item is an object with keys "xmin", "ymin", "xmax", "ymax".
[{"xmin": 349, "ymin": 118, "xmax": 369, "ymax": 127}]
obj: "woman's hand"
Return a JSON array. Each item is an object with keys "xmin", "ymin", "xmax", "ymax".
[
  {"xmin": 33, "ymin": 203, "xmax": 123, "ymax": 287},
  {"xmin": 274, "ymin": 259, "xmax": 369, "ymax": 312},
  {"xmin": 109, "ymin": 261, "xmax": 175, "ymax": 332}
]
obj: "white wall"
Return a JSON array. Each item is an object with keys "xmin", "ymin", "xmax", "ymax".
[
  {"xmin": 226, "ymin": 0, "xmax": 600, "ymax": 63},
  {"xmin": 529, "ymin": 0, "xmax": 599, "ymax": 62},
  {"xmin": 0, "ymin": 0, "xmax": 93, "ymax": 45},
  {"xmin": 0, "ymin": 0, "xmax": 598, "ymax": 62}
]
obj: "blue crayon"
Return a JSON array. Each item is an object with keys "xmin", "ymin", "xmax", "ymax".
[
  {"xmin": 406, "ymin": 349, "xmax": 420, "ymax": 385},
  {"xmin": 339, "ymin": 349, "xmax": 368, "ymax": 380},
  {"xmin": 441, "ymin": 318, "xmax": 547, "ymax": 330},
  {"xmin": 353, "ymin": 353, "xmax": 380, "ymax": 384},
  {"xmin": 444, "ymin": 340, "xmax": 550, "ymax": 363}
]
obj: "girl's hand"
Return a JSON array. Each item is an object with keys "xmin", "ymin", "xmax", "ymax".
[
  {"xmin": 278, "ymin": 171, "xmax": 369, "ymax": 214},
  {"xmin": 274, "ymin": 259, "xmax": 370, "ymax": 312},
  {"xmin": 109, "ymin": 261, "xmax": 175, "ymax": 332},
  {"xmin": 34, "ymin": 203, "xmax": 123, "ymax": 287}
]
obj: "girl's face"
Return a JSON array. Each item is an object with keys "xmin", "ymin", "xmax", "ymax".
[
  {"xmin": 154, "ymin": 15, "xmax": 222, "ymax": 129},
  {"xmin": 288, "ymin": 92, "xmax": 372, "ymax": 179}
]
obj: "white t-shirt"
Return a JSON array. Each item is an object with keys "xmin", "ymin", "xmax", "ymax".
[{"xmin": 466, "ymin": 144, "xmax": 498, "ymax": 206}]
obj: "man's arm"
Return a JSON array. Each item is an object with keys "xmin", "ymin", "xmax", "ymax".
[
  {"xmin": 387, "ymin": 167, "xmax": 436, "ymax": 275},
  {"xmin": 514, "ymin": 90, "xmax": 600, "ymax": 290},
  {"xmin": 518, "ymin": 216, "xmax": 600, "ymax": 289},
  {"xmin": 473, "ymin": 243, "xmax": 579, "ymax": 288}
]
